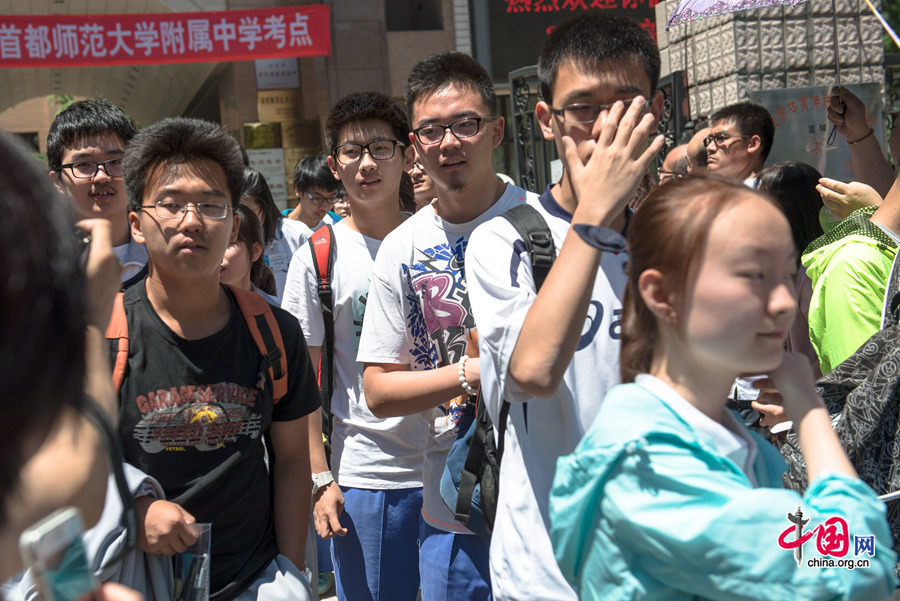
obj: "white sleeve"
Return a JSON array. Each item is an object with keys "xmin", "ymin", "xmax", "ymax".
[
  {"xmin": 280, "ymin": 245, "xmax": 325, "ymax": 348},
  {"xmin": 466, "ymin": 218, "xmax": 537, "ymax": 408},
  {"xmin": 356, "ymin": 247, "xmax": 413, "ymax": 366}
]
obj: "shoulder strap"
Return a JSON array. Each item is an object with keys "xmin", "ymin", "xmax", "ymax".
[
  {"xmin": 105, "ymin": 292, "xmax": 129, "ymax": 395},
  {"xmin": 501, "ymin": 203, "xmax": 556, "ymax": 289},
  {"xmin": 308, "ymin": 224, "xmax": 336, "ymax": 443},
  {"xmin": 228, "ymin": 285, "xmax": 288, "ymax": 404}
]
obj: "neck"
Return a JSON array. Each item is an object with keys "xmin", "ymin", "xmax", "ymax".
[
  {"xmin": 433, "ymin": 176, "xmax": 506, "ymax": 224},
  {"xmin": 287, "ymin": 207, "xmax": 320, "ymax": 229},
  {"xmin": 111, "ymin": 219, "xmax": 130, "ymax": 247},
  {"xmin": 143, "ymin": 268, "xmax": 231, "ymax": 339},
  {"xmin": 343, "ymin": 198, "xmax": 404, "ymax": 240},
  {"xmin": 649, "ymin": 334, "xmax": 734, "ymax": 424}
]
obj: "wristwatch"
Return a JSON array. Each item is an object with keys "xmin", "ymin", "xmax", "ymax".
[{"xmin": 312, "ymin": 471, "xmax": 334, "ymax": 495}]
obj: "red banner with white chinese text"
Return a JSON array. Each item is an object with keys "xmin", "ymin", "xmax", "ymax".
[{"xmin": 0, "ymin": 4, "xmax": 330, "ymax": 68}]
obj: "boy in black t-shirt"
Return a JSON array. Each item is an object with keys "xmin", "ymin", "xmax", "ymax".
[{"xmin": 120, "ymin": 117, "xmax": 319, "ymax": 601}]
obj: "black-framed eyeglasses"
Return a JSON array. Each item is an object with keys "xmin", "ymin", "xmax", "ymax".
[
  {"xmin": 58, "ymin": 157, "xmax": 124, "ymax": 179},
  {"xmin": 703, "ymin": 132, "xmax": 749, "ymax": 149},
  {"xmin": 333, "ymin": 139, "xmax": 403, "ymax": 165},
  {"xmin": 140, "ymin": 200, "xmax": 231, "ymax": 220},
  {"xmin": 549, "ymin": 97, "xmax": 648, "ymax": 125},
  {"xmin": 412, "ymin": 116, "xmax": 496, "ymax": 145},
  {"xmin": 305, "ymin": 191, "xmax": 344, "ymax": 205}
]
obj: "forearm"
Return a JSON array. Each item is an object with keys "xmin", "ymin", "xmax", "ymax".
[
  {"xmin": 273, "ymin": 454, "xmax": 310, "ymax": 569},
  {"xmin": 847, "ymin": 138, "xmax": 894, "ymax": 197},
  {"xmin": 308, "ymin": 409, "xmax": 330, "ymax": 474},
  {"xmin": 509, "ymin": 229, "xmax": 603, "ymax": 397},
  {"xmin": 85, "ymin": 324, "xmax": 117, "ymax": 423},
  {"xmin": 364, "ymin": 363, "xmax": 463, "ymax": 417},
  {"xmin": 794, "ymin": 405, "xmax": 857, "ymax": 481}
]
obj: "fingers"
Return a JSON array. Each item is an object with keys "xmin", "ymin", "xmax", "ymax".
[
  {"xmin": 327, "ymin": 510, "xmax": 348, "ymax": 537},
  {"xmin": 817, "ymin": 177, "xmax": 846, "ymax": 195}
]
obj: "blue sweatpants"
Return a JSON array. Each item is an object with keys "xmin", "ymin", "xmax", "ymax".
[
  {"xmin": 332, "ymin": 486, "xmax": 422, "ymax": 601},
  {"xmin": 419, "ymin": 521, "xmax": 491, "ymax": 601}
]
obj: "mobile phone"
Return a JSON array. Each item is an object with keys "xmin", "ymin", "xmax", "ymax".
[{"xmin": 19, "ymin": 507, "xmax": 99, "ymax": 601}]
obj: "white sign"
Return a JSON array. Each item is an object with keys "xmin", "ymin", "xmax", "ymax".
[
  {"xmin": 255, "ymin": 57, "xmax": 299, "ymax": 89},
  {"xmin": 246, "ymin": 148, "xmax": 289, "ymax": 209}
]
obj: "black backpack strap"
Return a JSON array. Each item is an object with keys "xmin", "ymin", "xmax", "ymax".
[
  {"xmin": 501, "ymin": 203, "xmax": 556, "ymax": 290},
  {"xmin": 882, "ymin": 248, "xmax": 900, "ymax": 328},
  {"xmin": 308, "ymin": 224, "xmax": 336, "ymax": 461}
]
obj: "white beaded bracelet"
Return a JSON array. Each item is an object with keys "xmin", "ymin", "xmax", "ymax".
[{"xmin": 458, "ymin": 354, "xmax": 477, "ymax": 396}]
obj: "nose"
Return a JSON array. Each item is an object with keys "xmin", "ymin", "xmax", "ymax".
[
  {"xmin": 178, "ymin": 204, "xmax": 204, "ymax": 229},
  {"xmin": 359, "ymin": 147, "xmax": 378, "ymax": 172},
  {"xmin": 92, "ymin": 163, "xmax": 114, "ymax": 181},
  {"xmin": 770, "ymin": 279, "xmax": 797, "ymax": 321},
  {"xmin": 439, "ymin": 127, "xmax": 462, "ymax": 151}
]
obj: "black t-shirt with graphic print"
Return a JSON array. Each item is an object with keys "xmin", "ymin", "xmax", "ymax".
[{"xmin": 117, "ymin": 281, "xmax": 320, "ymax": 601}]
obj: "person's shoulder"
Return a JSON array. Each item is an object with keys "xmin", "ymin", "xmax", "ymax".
[
  {"xmin": 582, "ymin": 382, "xmax": 681, "ymax": 447},
  {"xmin": 280, "ymin": 217, "xmax": 313, "ymax": 240}
]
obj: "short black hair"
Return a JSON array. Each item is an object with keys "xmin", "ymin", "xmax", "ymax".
[
  {"xmin": 405, "ymin": 52, "xmax": 496, "ymax": 118},
  {"xmin": 124, "ymin": 117, "xmax": 244, "ymax": 213},
  {"xmin": 710, "ymin": 102, "xmax": 776, "ymax": 162},
  {"xmin": 537, "ymin": 13, "xmax": 660, "ymax": 104},
  {"xmin": 241, "ymin": 167, "xmax": 281, "ymax": 246},
  {"xmin": 756, "ymin": 161, "xmax": 824, "ymax": 254},
  {"xmin": 47, "ymin": 99, "xmax": 137, "ymax": 172},
  {"xmin": 292, "ymin": 154, "xmax": 340, "ymax": 196},
  {"xmin": 325, "ymin": 91, "xmax": 410, "ymax": 153},
  {"xmin": 0, "ymin": 132, "xmax": 87, "ymax": 521}
]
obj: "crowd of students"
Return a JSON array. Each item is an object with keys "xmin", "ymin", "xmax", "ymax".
[{"xmin": 3, "ymin": 9, "xmax": 900, "ymax": 601}]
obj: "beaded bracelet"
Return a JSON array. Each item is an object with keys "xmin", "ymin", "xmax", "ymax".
[
  {"xmin": 847, "ymin": 128, "xmax": 874, "ymax": 145},
  {"xmin": 458, "ymin": 354, "xmax": 477, "ymax": 396}
]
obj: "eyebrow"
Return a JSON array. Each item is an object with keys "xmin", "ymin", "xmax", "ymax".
[
  {"xmin": 338, "ymin": 136, "xmax": 395, "ymax": 146},
  {"xmin": 414, "ymin": 110, "xmax": 482, "ymax": 128},
  {"xmin": 68, "ymin": 149, "xmax": 125, "ymax": 160},
  {"xmin": 153, "ymin": 187, "xmax": 228, "ymax": 200},
  {"xmin": 557, "ymin": 86, "xmax": 644, "ymax": 106}
]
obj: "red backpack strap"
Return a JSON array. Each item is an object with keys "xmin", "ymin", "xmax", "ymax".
[
  {"xmin": 308, "ymin": 224, "xmax": 336, "ymax": 455},
  {"xmin": 228, "ymin": 285, "xmax": 288, "ymax": 404},
  {"xmin": 105, "ymin": 292, "xmax": 129, "ymax": 395}
]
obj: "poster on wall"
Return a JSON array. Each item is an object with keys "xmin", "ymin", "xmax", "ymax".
[
  {"xmin": 485, "ymin": 0, "xmax": 659, "ymax": 81},
  {"xmin": 749, "ymin": 84, "xmax": 884, "ymax": 184}
]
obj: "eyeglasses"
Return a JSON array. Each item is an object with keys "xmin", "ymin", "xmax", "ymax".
[
  {"xmin": 410, "ymin": 161, "xmax": 425, "ymax": 172},
  {"xmin": 140, "ymin": 200, "xmax": 231, "ymax": 220},
  {"xmin": 703, "ymin": 132, "xmax": 749, "ymax": 149},
  {"xmin": 412, "ymin": 116, "xmax": 496, "ymax": 145},
  {"xmin": 59, "ymin": 157, "xmax": 124, "ymax": 179},
  {"xmin": 549, "ymin": 97, "xmax": 648, "ymax": 125},
  {"xmin": 334, "ymin": 139, "xmax": 403, "ymax": 165},
  {"xmin": 305, "ymin": 191, "xmax": 344, "ymax": 205}
]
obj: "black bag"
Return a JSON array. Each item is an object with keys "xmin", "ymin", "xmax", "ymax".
[{"xmin": 439, "ymin": 203, "xmax": 555, "ymax": 541}]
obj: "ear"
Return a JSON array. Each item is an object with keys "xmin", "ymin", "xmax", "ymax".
[
  {"xmin": 535, "ymin": 101, "xmax": 556, "ymax": 142},
  {"xmin": 491, "ymin": 115, "xmax": 505, "ymax": 149},
  {"xmin": 403, "ymin": 143, "xmax": 415, "ymax": 170},
  {"xmin": 649, "ymin": 90, "xmax": 665, "ymax": 121},
  {"xmin": 325, "ymin": 154, "xmax": 342, "ymax": 182},
  {"xmin": 129, "ymin": 211, "xmax": 145, "ymax": 244},
  {"xmin": 250, "ymin": 241, "xmax": 263, "ymax": 263},
  {"xmin": 637, "ymin": 268, "xmax": 677, "ymax": 323},
  {"xmin": 745, "ymin": 134, "xmax": 762, "ymax": 156}
]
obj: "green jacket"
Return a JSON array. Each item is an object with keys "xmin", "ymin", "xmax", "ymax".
[{"xmin": 801, "ymin": 207, "xmax": 897, "ymax": 375}]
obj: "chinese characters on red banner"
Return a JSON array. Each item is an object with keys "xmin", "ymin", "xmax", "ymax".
[
  {"xmin": 0, "ymin": 4, "xmax": 330, "ymax": 68},
  {"xmin": 504, "ymin": 0, "xmax": 659, "ymax": 12}
]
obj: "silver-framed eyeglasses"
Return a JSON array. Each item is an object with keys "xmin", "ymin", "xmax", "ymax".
[
  {"xmin": 59, "ymin": 157, "xmax": 124, "ymax": 179},
  {"xmin": 140, "ymin": 201, "xmax": 231, "ymax": 220},
  {"xmin": 703, "ymin": 132, "xmax": 749, "ymax": 149},
  {"xmin": 334, "ymin": 139, "xmax": 403, "ymax": 165},
  {"xmin": 305, "ymin": 191, "xmax": 344, "ymax": 205},
  {"xmin": 412, "ymin": 116, "xmax": 496, "ymax": 145},
  {"xmin": 549, "ymin": 97, "xmax": 648, "ymax": 125}
]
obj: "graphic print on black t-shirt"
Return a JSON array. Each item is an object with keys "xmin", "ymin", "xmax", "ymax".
[{"xmin": 132, "ymin": 381, "xmax": 262, "ymax": 453}]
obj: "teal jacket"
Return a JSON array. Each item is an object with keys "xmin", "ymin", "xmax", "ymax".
[{"xmin": 549, "ymin": 381, "xmax": 898, "ymax": 601}]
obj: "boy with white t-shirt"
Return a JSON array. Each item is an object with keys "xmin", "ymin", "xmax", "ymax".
[
  {"xmin": 465, "ymin": 14, "xmax": 665, "ymax": 601},
  {"xmin": 357, "ymin": 52, "xmax": 534, "ymax": 601},
  {"xmin": 281, "ymin": 92, "xmax": 426, "ymax": 601}
]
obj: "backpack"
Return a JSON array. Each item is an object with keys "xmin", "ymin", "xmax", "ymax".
[
  {"xmin": 106, "ymin": 284, "xmax": 288, "ymax": 402},
  {"xmin": 308, "ymin": 224, "xmax": 336, "ymax": 461},
  {"xmin": 440, "ymin": 203, "xmax": 556, "ymax": 541}
]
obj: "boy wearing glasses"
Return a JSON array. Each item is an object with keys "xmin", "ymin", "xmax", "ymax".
[
  {"xmin": 465, "ymin": 14, "xmax": 663, "ymax": 600},
  {"xmin": 288, "ymin": 155, "xmax": 343, "ymax": 230},
  {"xmin": 120, "ymin": 117, "xmax": 319, "ymax": 601},
  {"xmin": 357, "ymin": 52, "xmax": 533, "ymax": 601},
  {"xmin": 48, "ymin": 98, "xmax": 148, "ymax": 287},
  {"xmin": 282, "ymin": 91, "xmax": 425, "ymax": 601},
  {"xmin": 704, "ymin": 102, "xmax": 774, "ymax": 185}
]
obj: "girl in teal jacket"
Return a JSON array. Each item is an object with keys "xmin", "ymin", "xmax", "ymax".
[{"xmin": 549, "ymin": 176, "xmax": 897, "ymax": 601}]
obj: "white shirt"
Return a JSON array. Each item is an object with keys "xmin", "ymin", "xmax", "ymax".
[
  {"xmin": 281, "ymin": 221, "xmax": 428, "ymax": 488},
  {"xmin": 466, "ymin": 189, "xmax": 626, "ymax": 601},
  {"xmin": 114, "ymin": 238, "xmax": 148, "ymax": 283},
  {"xmin": 265, "ymin": 218, "xmax": 311, "ymax": 303},
  {"xmin": 357, "ymin": 183, "xmax": 532, "ymax": 534}
]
